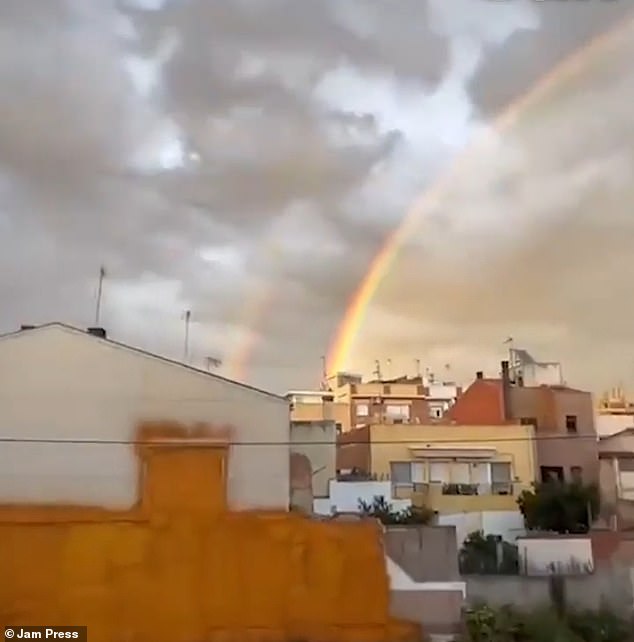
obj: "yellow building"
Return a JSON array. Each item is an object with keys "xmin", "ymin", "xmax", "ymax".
[
  {"xmin": 366, "ymin": 423, "xmax": 537, "ymax": 513},
  {"xmin": 287, "ymin": 389, "xmax": 350, "ymax": 429}
]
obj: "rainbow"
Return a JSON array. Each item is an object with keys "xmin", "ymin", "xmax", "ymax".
[
  {"xmin": 224, "ymin": 240, "xmax": 283, "ymax": 380},
  {"xmin": 326, "ymin": 14, "xmax": 634, "ymax": 376},
  {"xmin": 225, "ymin": 284, "xmax": 276, "ymax": 380}
]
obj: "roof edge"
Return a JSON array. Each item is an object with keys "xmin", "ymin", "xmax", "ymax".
[{"xmin": 0, "ymin": 322, "xmax": 286, "ymax": 402}]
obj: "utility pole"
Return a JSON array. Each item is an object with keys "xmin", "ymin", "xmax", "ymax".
[
  {"xmin": 414, "ymin": 358, "xmax": 421, "ymax": 378},
  {"xmin": 183, "ymin": 310, "xmax": 191, "ymax": 363},
  {"xmin": 373, "ymin": 359, "xmax": 382, "ymax": 381},
  {"xmin": 94, "ymin": 266, "xmax": 106, "ymax": 326}
]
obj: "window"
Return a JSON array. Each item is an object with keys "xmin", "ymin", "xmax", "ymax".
[
  {"xmin": 416, "ymin": 385, "xmax": 425, "ymax": 396},
  {"xmin": 350, "ymin": 384, "xmax": 357, "ymax": 394},
  {"xmin": 452, "ymin": 462, "xmax": 470, "ymax": 484},
  {"xmin": 390, "ymin": 462, "xmax": 412, "ymax": 484},
  {"xmin": 520, "ymin": 417, "xmax": 537, "ymax": 427},
  {"xmin": 491, "ymin": 462, "xmax": 512, "ymax": 494},
  {"xmin": 335, "ymin": 423, "xmax": 342, "ymax": 434},
  {"xmin": 429, "ymin": 462, "xmax": 450, "ymax": 483},
  {"xmin": 570, "ymin": 466, "xmax": 583, "ymax": 482},
  {"xmin": 386, "ymin": 404, "xmax": 410, "ymax": 419},
  {"xmin": 356, "ymin": 403, "xmax": 369, "ymax": 417},
  {"xmin": 565, "ymin": 415, "xmax": 578, "ymax": 434},
  {"xmin": 429, "ymin": 405, "xmax": 443, "ymax": 419},
  {"xmin": 383, "ymin": 384, "xmax": 391, "ymax": 394},
  {"xmin": 619, "ymin": 458, "xmax": 634, "ymax": 472},
  {"xmin": 470, "ymin": 463, "xmax": 489, "ymax": 485},
  {"xmin": 540, "ymin": 466, "xmax": 564, "ymax": 483}
]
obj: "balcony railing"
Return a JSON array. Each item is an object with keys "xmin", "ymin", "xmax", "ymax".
[
  {"xmin": 442, "ymin": 483, "xmax": 479, "ymax": 495},
  {"xmin": 390, "ymin": 481, "xmax": 515, "ymax": 499},
  {"xmin": 396, "ymin": 482, "xmax": 514, "ymax": 496}
]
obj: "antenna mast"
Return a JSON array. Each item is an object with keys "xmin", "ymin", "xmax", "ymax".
[
  {"xmin": 373, "ymin": 360, "xmax": 382, "ymax": 381},
  {"xmin": 94, "ymin": 266, "xmax": 106, "ymax": 326},
  {"xmin": 205, "ymin": 356, "xmax": 222, "ymax": 371},
  {"xmin": 320, "ymin": 355, "xmax": 328, "ymax": 390},
  {"xmin": 415, "ymin": 359, "xmax": 421, "ymax": 378},
  {"xmin": 183, "ymin": 310, "xmax": 191, "ymax": 363}
]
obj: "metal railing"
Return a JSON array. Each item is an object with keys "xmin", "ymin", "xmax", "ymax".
[{"xmin": 390, "ymin": 481, "xmax": 515, "ymax": 496}]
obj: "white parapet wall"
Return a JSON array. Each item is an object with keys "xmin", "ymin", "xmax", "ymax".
[
  {"xmin": 386, "ymin": 556, "xmax": 466, "ymax": 597},
  {"xmin": 313, "ymin": 480, "xmax": 412, "ymax": 515},
  {"xmin": 517, "ymin": 536, "xmax": 594, "ymax": 575},
  {"xmin": 437, "ymin": 511, "xmax": 526, "ymax": 544}
]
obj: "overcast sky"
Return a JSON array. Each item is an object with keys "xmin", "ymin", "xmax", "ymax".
[{"xmin": 0, "ymin": 0, "xmax": 632, "ymax": 394}]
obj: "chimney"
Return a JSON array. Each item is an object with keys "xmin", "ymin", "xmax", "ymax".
[
  {"xmin": 87, "ymin": 327, "xmax": 107, "ymax": 339},
  {"xmin": 501, "ymin": 360, "xmax": 511, "ymax": 421},
  {"xmin": 476, "ymin": 371, "xmax": 484, "ymax": 380},
  {"xmin": 20, "ymin": 324, "xmax": 36, "ymax": 331}
]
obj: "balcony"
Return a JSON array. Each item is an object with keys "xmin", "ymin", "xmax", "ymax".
[
  {"xmin": 399, "ymin": 481, "xmax": 520, "ymax": 512},
  {"xmin": 441, "ymin": 482, "xmax": 514, "ymax": 496}
]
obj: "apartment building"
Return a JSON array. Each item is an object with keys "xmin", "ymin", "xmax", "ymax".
[
  {"xmin": 595, "ymin": 386, "xmax": 634, "ymax": 437},
  {"xmin": 337, "ymin": 422, "xmax": 536, "ymax": 515},
  {"xmin": 599, "ymin": 428, "xmax": 634, "ymax": 528},
  {"xmin": 446, "ymin": 357, "xmax": 599, "ymax": 483},
  {"xmin": 287, "ymin": 389, "xmax": 350, "ymax": 430},
  {"xmin": 325, "ymin": 371, "xmax": 460, "ymax": 430}
]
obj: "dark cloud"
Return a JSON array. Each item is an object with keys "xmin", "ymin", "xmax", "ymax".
[{"xmin": 0, "ymin": 0, "xmax": 631, "ymax": 393}]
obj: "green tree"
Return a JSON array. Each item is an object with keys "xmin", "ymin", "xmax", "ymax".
[
  {"xmin": 517, "ymin": 481, "xmax": 600, "ymax": 534},
  {"xmin": 357, "ymin": 495, "xmax": 434, "ymax": 525}
]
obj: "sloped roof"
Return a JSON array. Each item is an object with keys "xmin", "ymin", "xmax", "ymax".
[
  {"xmin": 444, "ymin": 378, "xmax": 506, "ymax": 425},
  {"xmin": 0, "ymin": 322, "xmax": 285, "ymax": 401}
]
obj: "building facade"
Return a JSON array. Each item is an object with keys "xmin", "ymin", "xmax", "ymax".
[
  {"xmin": 599, "ymin": 428, "xmax": 634, "ymax": 528},
  {"xmin": 0, "ymin": 323, "xmax": 290, "ymax": 510},
  {"xmin": 321, "ymin": 371, "xmax": 460, "ymax": 431},
  {"xmin": 290, "ymin": 419, "xmax": 336, "ymax": 498},
  {"xmin": 336, "ymin": 422, "xmax": 537, "ymax": 515},
  {"xmin": 446, "ymin": 359, "xmax": 599, "ymax": 484},
  {"xmin": 287, "ymin": 389, "xmax": 350, "ymax": 430},
  {"xmin": 596, "ymin": 387, "xmax": 634, "ymax": 437},
  {"xmin": 509, "ymin": 383, "xmax": 598, "ymax": 483}
]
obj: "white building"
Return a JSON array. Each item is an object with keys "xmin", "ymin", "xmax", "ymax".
[
  {"xmin": 424, "ymin": 377, "xmax": 461, "ymax": 419},
  {"xmin": 508, "ymin": 348, "xmax": 563, "ymax": 387},
  {"xmin": 0, "ymin": 323, "xmax": 289, "ymax": 510}
]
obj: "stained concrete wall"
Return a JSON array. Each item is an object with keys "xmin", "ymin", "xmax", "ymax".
[
  {"xmin": 385, "ymin": 527, "xmax": 465, "ymax": 637},
  {"xmin": 0, "ymin": 425, "xmax": 421, "ymax": 642},
  {"xmin": 0, "ymin": 324, "xmax": 289, "ymax": 510},
  {"xmin": 290, "ymin": 420, "xmax": 336, "ymax": 497},
  {"xmin": 385, "ymin": 526, "xmax": 460, "ymax": 582},
  {"xmin": 465, "ymin": 570, "xmax": 634, "ymax": 616},
  {"xmin": 289, "ymin": 452, "xmax": 314, "ymax": 513}
]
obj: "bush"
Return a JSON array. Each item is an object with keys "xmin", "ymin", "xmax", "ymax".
[
  {"xmin": 357, "ymin": 495, "xmax": 434, "ymax": 525},
  {"xmin": 517, "ymin": 481, "xmax": 600, "ymax": 534},
  {"xmin": 464, "ymin": 604, "xmax": 632, "ymax": 642}
]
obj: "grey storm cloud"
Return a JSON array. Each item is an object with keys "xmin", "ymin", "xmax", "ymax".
[{"xmin": 0, "ymin": 0, "xmax": 630, "ymax": 392}]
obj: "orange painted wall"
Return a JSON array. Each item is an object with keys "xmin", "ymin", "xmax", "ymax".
[{"xmin": 0, "ymin": 422, "xmax": 421, "ymax": 642}]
